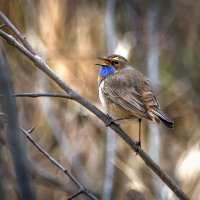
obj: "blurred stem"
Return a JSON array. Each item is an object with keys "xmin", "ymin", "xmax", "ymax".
[
  {"xmin": 105, "ymin": 0, "xmax": 117, "ymax": 53},
  {"xmin": 103, "ymin": 1, "xmax": 117, "ymax": 200},
  {"xmin": 0, "ymin": 145, "xmax": 5, "ymax": 200},
  {"xmin": 103, "ymin": 128, "xmax": 115, "ymax": 200},
  {"xmin": 147, "ymin": 2, "xmax": 165, "ymax": 200},
  {"xmin": 30, "ymin": 163, "xmax": 75, "ymax": 193},
  {"xmin": 0, "ymin": 48, "xmax": 35, "ymax": 200}
]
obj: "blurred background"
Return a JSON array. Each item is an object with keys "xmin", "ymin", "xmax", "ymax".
[{"xmin": 0, "ymin": 0, "xmax": 200, "ymax": 199}]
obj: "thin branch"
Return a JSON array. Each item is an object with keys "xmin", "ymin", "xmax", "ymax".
[
  {"xmin": 0, "ymin": 12, "xmax": 35, "ymax": 54},
  {"xmin": 0, "ymin": 24, "xmax": 6, "ymax": 28},
  {"xmin": 0, "ymin": 93, "xmax": 74, "ymax": 99},
  {"xmin": 0, "ymin": 13, "xmax": 190, "ymax": 200},
  {"xmin": 0, "ymin": 111, "xmax": 98, "ymax": 200},
  {"xmin": 20, "ymin": 127, "xmax": 98, "ymax": 200}
]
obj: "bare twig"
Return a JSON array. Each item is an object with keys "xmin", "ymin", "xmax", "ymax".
[
  {"xmin": 28, "ymin": 127, "xmax": 35, "ymax": 133},
  {"xmin": 20, "ymin": 127, "xmax": 98, "ymax": 200},
  {"xmin": 0, "ymin": 24, "xmax": 6, "ymax": 28},
  {"xmin": 0, "ymin": 111, "xmax": 97, "ymax": 200},
  {"xmin": 0, "ymin": 12, "xmax": 35, "ymax": 54},
  {"xmin": 0, "ymin": 93, "xmax": 73, "ymax": 99},
  {"xmin": 0, "ymin": 13, "xmax": 190, "ymax": 200}
]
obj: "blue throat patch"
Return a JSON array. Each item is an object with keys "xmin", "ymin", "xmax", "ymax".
[{"xmin": 99, "ymin": 66, "xmax": 116, "ymax": 78}]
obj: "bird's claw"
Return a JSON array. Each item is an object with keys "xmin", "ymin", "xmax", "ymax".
[
  {"xmin": 135, "ymin": 141, "xmax": 141, "ymax": 156},
  {"xmin": 136, "ymin": 141, "xmax": 141, "ymax": 147},
  {"xmin": 105, "ymin": 114, "xmax": 119, "ymax": 127}
]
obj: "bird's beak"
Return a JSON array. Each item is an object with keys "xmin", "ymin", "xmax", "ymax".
[{"xmin": 95, "ymin": 57, "xmax": 111, "ymax": 66}]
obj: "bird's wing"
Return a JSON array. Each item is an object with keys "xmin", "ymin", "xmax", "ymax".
[{"xmin": 103, "ymin": 68, "xmax": 159, "ymax": 116}]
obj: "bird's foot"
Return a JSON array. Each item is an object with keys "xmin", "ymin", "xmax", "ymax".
[
  {"xmin": 105, "ymin": 114, "xmax": 119, "ymax": 127},
  {"xmin": 136, "ymin": 141, "xmax": 141, "ymax": 147},
  {"xmin": 135, "ymin": 141, "xmax": 141, "ymax": 156}
]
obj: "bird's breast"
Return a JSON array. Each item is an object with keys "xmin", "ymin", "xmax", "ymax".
[{"xmin": 98, "ymin": 80, "xmax": 107, "ymax": 110}]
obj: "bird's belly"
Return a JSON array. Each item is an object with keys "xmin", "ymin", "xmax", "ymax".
[{"xmin": 107, "ymin": 102, "xmax": 138, "ymax": 120}]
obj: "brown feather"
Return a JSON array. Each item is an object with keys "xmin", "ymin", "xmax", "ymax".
[{"xmin": 102, "ymin": 66, "xmax": 155, "ymax": 120}]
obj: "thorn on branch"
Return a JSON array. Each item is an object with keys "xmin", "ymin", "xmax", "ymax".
[
  {"xmin": 135, "ymin": 142, "xmax": 141, "ymax": 156},
  {"xmin": 28, "ymin": 127, "xmax": 35, "ymax": 134},
  {"xmin": 0, "ymin": 24, "xmax": 6, "ymax": 29}
]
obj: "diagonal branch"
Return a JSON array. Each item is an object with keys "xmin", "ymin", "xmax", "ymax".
[
  {"xmin": 0, "ymin": 112, "xmax": 98, "ymax": 200},
  {"xmin": 0, "ymin": 12, "xmax": 190, "ymax": 200},
  {"xmin": 0, "ymin": 93, "xmax": 74, "ymax": 99},
  {"xmin": 20, "ymin": 127, "xmax": 98, "ymax": 200}
]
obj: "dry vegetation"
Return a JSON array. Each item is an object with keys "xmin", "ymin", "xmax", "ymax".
[{"xmin": 0, "ymin": 0, "xmax": 200, "ymax": 200}]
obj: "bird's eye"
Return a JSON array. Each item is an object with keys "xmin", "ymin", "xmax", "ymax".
[{"xmin": 113, "ymin": 60, "xmax": 119, "ymax": 65}]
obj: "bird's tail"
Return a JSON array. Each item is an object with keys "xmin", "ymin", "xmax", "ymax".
[{"xmin": 151, "ymin": 108, "xmax": 174, "ymax": 128}]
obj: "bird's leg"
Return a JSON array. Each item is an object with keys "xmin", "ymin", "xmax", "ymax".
[{"xmin": 136, "ymin": 118, "xmax": 142, "ymax": 147}]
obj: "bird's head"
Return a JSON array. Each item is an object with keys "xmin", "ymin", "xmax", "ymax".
[
  {"xmin": 96, "ymin": 54, "xmax": 128, "ymax": 81},
  {"xmin": 96, "ymin": 54, "xmax": 128, "ymax": 70}
]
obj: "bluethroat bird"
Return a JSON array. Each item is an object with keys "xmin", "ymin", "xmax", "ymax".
[{"xmin": 96, "ymin": 54, "xmax": 174, "ymax": 146}]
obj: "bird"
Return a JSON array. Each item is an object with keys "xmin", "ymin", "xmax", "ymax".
[{"xmin": 96, "ymin": 54, "xmax": 174, "ymax": 146}]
